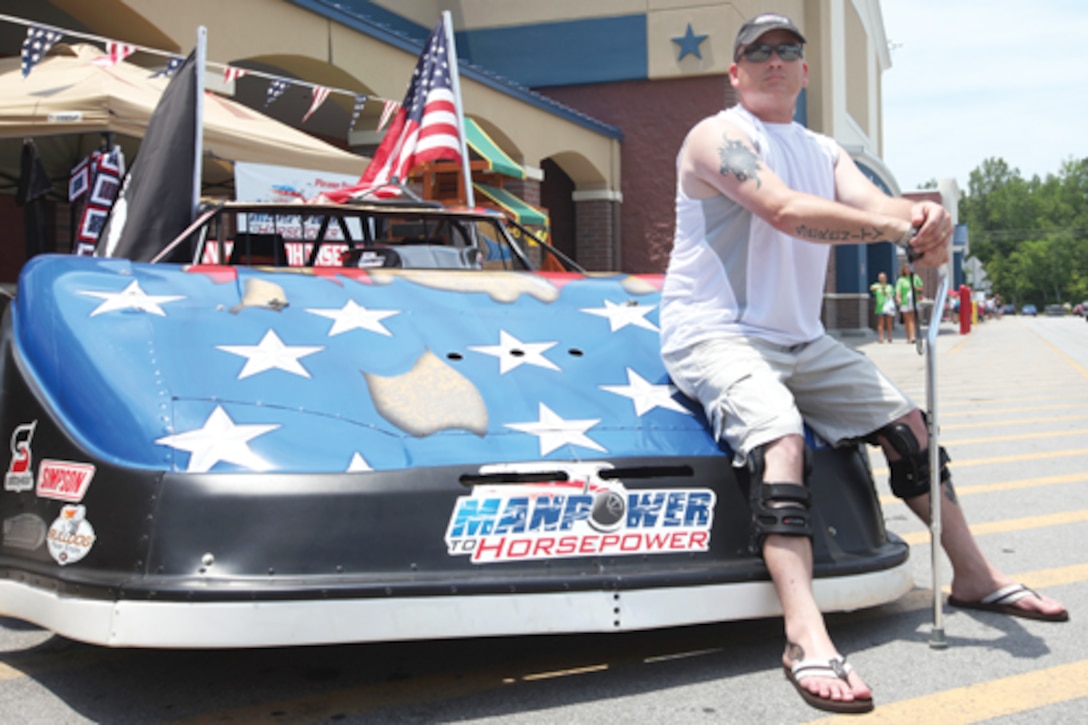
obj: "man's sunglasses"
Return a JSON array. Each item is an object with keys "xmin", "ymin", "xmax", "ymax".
[{"xmin": 737, "ymin": 43, "xmax": 804, "ymax": 62}]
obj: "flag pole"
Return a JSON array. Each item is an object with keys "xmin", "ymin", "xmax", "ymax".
[
  {"xmin": 192, "ymin": 26, "xmax": 206, "ymax": 218},
  {"xmin": 442, "ymin": 11, "xmax": 474, "ymax": 208}
]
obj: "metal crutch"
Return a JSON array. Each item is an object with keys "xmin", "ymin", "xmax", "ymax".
[{"xmin": 903, "ymin": 239, "xmax": 951, "ymax": 649}]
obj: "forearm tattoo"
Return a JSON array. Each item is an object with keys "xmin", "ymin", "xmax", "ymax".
[
  {"xmin": 794, "ymin": 224, "xmax": 888, "ymax": 244},
  {"xmin": 718, "ymin": 135, "xmax": 762, "ymax": 188}
]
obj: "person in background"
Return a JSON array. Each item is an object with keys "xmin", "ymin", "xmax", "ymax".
[
  {"xmin": 659, "ymin": 12, "xmax": 1068, "ymax": 716},
  {"xmin": 896, "ymin": 262, "xmax": 924, "ymax": 343},
  {"xmin": 870, "ymin": 271, "xmax": 896, "ymax": 342}
]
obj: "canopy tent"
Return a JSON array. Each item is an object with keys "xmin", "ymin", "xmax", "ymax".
[{"xmin": 0, "ymin": 44, "xmax": 369, "ymax": 197}]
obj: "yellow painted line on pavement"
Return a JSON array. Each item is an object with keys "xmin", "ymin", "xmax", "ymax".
[
  {"xmin": 938, "ymin": 395, "xmax": 1088, "ymax": 412},
  {"xmin": 871, "ymin": 447, "xmax": 1088, "ymax": 477},
  {"xmin": 1032, "ymin": 329, "xmax": 1088, "ymax": 381},
  {"xmin": 939, "ymin": 414, "xmax": 1088, "ymax": 431},
  {"xmin": 935, "ymin": 387, "xmax": 1088, "ymax": 402},
  {"xmin": 520, "ymin": 662, "xmax": 609, "ymax": 681},
  {"xmin": 938, "ymin": 402, "xmax": 1088, "ymax": 418},
  {"xmin": 806, "ymin": 659, "xmax": 1088, "ymax": 724},
  {"xmin": 943, "ymin": 428, "xmax": 1088, "ymax": 446},
  {"xmin": 879, "ymin": 471, "xmax": 1088, "ymax": 506},
  {"xmin": 898, "ymin": 509, "xmax": 1088, "ymax": 546},
  {"xmin": 1016, "ymin": 562, "xmax": 1088, "ymax": 590}
]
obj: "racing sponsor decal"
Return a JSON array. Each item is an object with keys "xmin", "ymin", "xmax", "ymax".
[
  {"xmin": 47, "ymin": 505, "xmax": 97, "ymax": 566},
  {"xmin": 3, "ymin": 513, "xmax": 48, "ymax": 551},
  {"xmin": 36, "ymin": 460, "xmax": 96, "ymax": 502},
  {"xmin": 445, "ymin": 463, "xmax": 715, "ymax": 564},
  {"xmin": 4, "ymin": 421, "xmax": 37, "ymax": 493}
]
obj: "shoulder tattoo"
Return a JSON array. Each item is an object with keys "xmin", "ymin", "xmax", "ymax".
[{"xmin": 717, "ymin": 135, "xmax": 762, "ymax": 188}]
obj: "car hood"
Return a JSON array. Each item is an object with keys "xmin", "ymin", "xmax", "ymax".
[{"xmin": 13, "ymin": 255, "xmax": 720, "ymax": 473}]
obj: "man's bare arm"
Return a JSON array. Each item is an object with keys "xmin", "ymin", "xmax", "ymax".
[{"xmin": 680, "ymin": 118, "xmax": 912, "ymax": 246}]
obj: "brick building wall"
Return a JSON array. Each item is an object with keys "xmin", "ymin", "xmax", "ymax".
[
  {"xmin": 575, "ymin": 199, "xmax": 619, "ymax": 270},
  {"xmin": 538, "ymin": 75, "xmax": 735, "ymax": 273}
]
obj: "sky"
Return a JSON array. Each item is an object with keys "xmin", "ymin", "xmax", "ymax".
[{"xmin": 879, "ymin": 0, "xmax": 1088, "ymax": 193}]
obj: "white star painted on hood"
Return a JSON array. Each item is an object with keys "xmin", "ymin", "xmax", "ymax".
[
  {"xmin": 581, "ymin": 299, "xmax": 658, "ymax": 332},
  {"xmin": 467, "ymin": 330, "xmax": 559, "ymax": 374},
  {"xmin": 79, "ymin": 280, "xmax": 185, "ymax": 317},
  {"xmin": 155, "ymin": 406, "xmax": 280, "ymax": 473},
  {"xmin": 347, "ymin": 452, "xmax": 372, "ymax": 472},
  {"xmin": 216, "ymin": 329, "xmax": 324, "ymax": 379},
  {"xmin": 600, "ymin": 368, "xmax": 692, "ymax": 417},
  {"xmin": 306, "ymin": 299, "xmax": 400, "ymax": 336},
  {"xmin": 505, "ymin": 403, "xmax": 606, "ymax": 456}
]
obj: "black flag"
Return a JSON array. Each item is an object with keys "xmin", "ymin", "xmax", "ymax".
[
  {"xmin": 16, "ymin": 139, "xmax": 55, "ymax": 260},
  {"xmin": 98, "ymin": 51, "xmax": 199, "ymax": 262}
]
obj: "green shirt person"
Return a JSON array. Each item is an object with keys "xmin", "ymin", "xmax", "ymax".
[
  {"xmin": 870, "ymin": 271, "xmax": 895, "ymax": 342},
  {"xmin": 895, "ymin": 264, "xmax": 924, "ymax": 343}
]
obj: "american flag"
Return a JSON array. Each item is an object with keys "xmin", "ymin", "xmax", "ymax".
[
  {"xmin": 356, "ymin": 16, "xmax": 462, "ymax": 188},
  {"xmin": 264, "ymin": 79, "xmax": 289, "ymax": 108},
  {"xmin": 224, "ymin": 66, "xmax": 248, "ymax": 84},
  {"xmin": 377, "ymin": 100, "xmax": 398, "ymax": 132},
  {"xmin": 151, "ymin": 55, "xmax": 184, "ymax": 79},
  {"xmin": 302, "ymin": 86, "xmax": 331, "ymax": 124},
  {"xmin": 21, "ymin": 26, "xmax": 63, "ymax": 78},
  {"xmin": 349, "ymin": 94, "xmax": 368, "ymax": 132},
  {"xmin": 91, "ymin": 41, "xmax": 136, "ymax": 68}
]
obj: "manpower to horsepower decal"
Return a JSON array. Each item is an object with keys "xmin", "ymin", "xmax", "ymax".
[{"xmin": 445, "ymin": 463, "xmax": 716, "ymax": 564}]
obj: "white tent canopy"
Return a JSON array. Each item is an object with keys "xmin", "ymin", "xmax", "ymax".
[{"xmin": 0, "ymin": 44, "xmax": 368, "ymax": 195}]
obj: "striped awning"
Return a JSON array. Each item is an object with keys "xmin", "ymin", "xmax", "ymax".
[
  {"xmin": 465, "ymin": 118, "xmax": 524, "ymax": 179},
  {"xmin": 474, "ymin": 182, "xmax": 548, "ymax": 227}
]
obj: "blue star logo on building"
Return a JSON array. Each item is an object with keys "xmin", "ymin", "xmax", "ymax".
[{"xmin": 672, "ymin": 23, "xmax": 708, "ymax": 61}]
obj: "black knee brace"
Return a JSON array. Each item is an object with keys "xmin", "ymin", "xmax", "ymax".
[
  {"xmin": 746, "ymin": 445, "xmax": 813, "ymax": 554},
  {"xmin": 870, "ymin": 421, "xmax": 952, "ymax": 500}
]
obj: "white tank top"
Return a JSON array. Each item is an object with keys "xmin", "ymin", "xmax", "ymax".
[{"xmin": 660, "ymin": 106, "xmax": 839, "ymax": 352}]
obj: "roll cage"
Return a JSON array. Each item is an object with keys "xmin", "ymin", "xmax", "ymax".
[{"xmin": 153, "ymin": 200, "xmax": 582, "ymax": 273}]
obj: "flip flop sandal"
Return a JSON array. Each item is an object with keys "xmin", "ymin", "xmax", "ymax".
[
  {"xmin": 948, "ymin": 583, "xmax": 1069, "ymax": 622},
  {"xmin": 783, "ymin": 655, "xmax": 874, "ymax": 714}
]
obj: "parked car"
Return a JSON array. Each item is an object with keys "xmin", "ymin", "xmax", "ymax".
[
  {"xmin": 1021, "ymin": 304, "xmax": 1038, "ymax": 316},
  {"xmin": 0, "ymin": 200, "xmax": 911, "ymax": 648},
  {"xmin": 1044, "ymin": 304, "xmax": 1066, "ymax": 316},
  {"xmin": 1002, "ymin": 304, "xmax": 1017, "ymax": 315}
]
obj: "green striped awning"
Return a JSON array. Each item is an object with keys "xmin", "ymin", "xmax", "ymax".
[
  {"xmin": 473, "ymin": 182, "xmax": 548, "ymax": 228},
  {"xmin": 465, "ymin": 118, "xmax": 525, "ymax": 179}
]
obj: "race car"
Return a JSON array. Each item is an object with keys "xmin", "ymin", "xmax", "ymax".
[{"xmin": 0, "ymin": 200, "xmax": 911, "ymax": 647}]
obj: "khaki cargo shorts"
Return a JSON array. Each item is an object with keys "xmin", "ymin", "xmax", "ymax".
[{"xmin": 663, "ymin": 334, "xmax": 916, "ymax": 465}]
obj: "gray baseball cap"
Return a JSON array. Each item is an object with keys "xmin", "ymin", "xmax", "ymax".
[{"xmin": 734, "ymin": 13, "xmax": 806, "ymax": 59}]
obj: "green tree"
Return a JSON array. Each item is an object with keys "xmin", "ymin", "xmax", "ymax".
[{"xmin": 959, "ymin": 156, "xmax": 1088, "ymax": 306}]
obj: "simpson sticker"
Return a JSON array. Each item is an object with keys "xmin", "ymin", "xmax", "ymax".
[
  {"xmin": 36, "ymin": 460, "xmax": 96, "ymax": 502},
  {"xmin": 47, "ymin": 505, "xmax": 97, "ymax": 566},
  {"xmin": 445, "ymin": 464, "xmax": 716, "ymax": 564},
  {"xmin": 3, "ymin": 513, "xmax": 48, "ymax": 551},
  {"xmin": 4, "ymin": 421, "xmax": 37, "ymax": 493}
]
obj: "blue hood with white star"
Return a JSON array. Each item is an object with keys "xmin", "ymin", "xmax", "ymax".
[{"xmin": 13, "ymin": 255, "xmax": 723, "ymax": 474}]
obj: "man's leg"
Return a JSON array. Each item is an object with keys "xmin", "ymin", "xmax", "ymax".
[
  {"xmin": 876, "ymin": 411, "xmax": 1066, "ymax": 617},
  {"xmin": 760, "ymin": 435, "xmax": 872, "ymax": 704}
]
